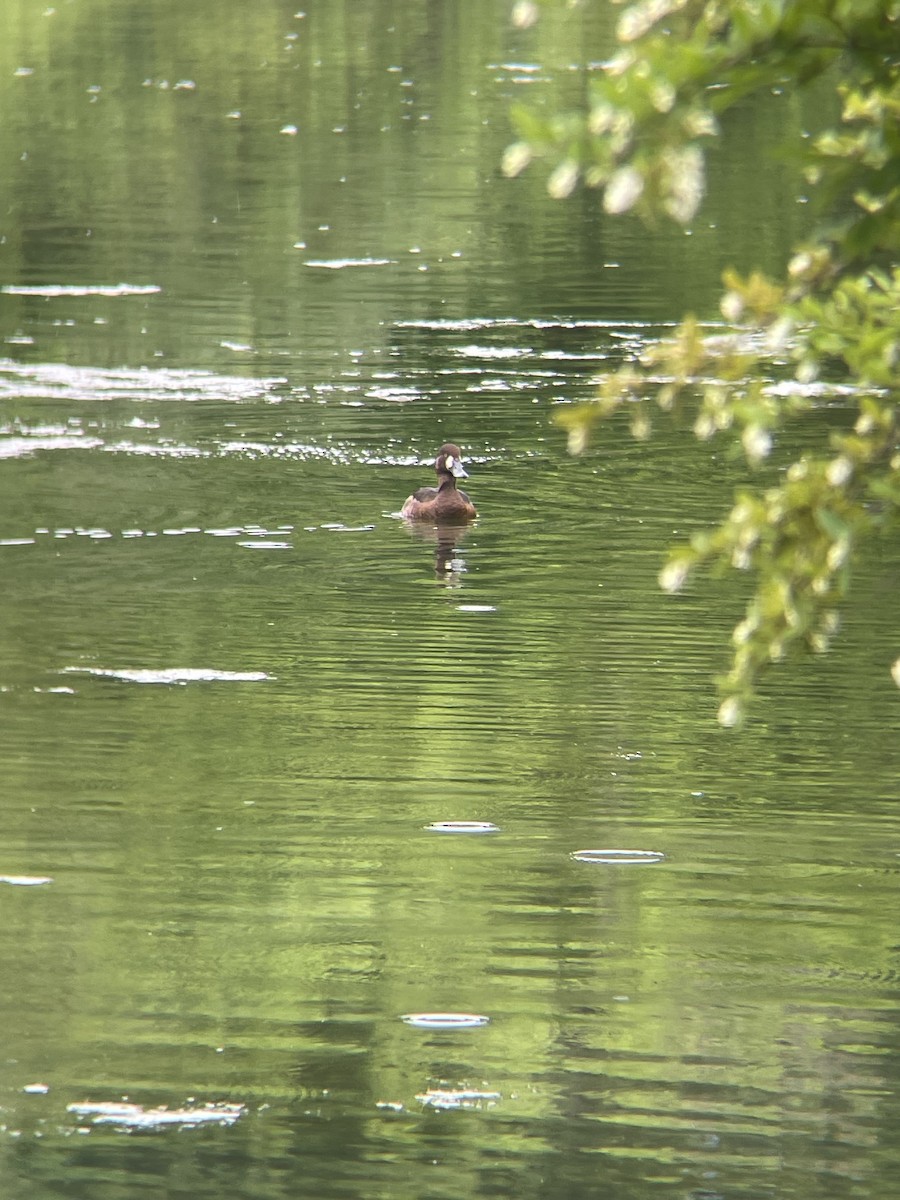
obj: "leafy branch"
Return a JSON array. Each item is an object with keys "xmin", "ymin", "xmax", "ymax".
[{"xmin": 506, "ymin": 0, "xmax": 900, "ymax": 723}]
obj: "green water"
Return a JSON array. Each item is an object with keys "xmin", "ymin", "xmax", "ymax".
[{"xmin": 1, "ymin": 2, "xmax": 899, "ymax": 1198}]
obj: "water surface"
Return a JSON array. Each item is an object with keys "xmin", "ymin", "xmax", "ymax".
[{"xmin": 1, "ymin": 3, "xmax": 899, "ymax": 1199}]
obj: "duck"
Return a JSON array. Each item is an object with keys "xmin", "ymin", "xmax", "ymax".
[{"xmin": 401, "ymin": 443, "xmax": 477, "ymax": 522}]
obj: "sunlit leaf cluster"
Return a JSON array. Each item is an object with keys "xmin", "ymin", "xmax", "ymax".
[{"xmin": 507, "ymin": 0, "xmax": 900, "ymax": 723}]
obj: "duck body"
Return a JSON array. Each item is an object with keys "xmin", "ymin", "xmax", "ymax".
[{"xmin": 401, "ymin": 443, "xmax": 477, "ymax": 522}]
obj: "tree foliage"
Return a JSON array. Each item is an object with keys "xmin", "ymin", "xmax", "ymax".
[{"xmin": 505, "ymin": 0, "xmax": 900, "ymax": 724}]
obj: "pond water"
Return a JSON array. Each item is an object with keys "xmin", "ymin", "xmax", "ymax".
[{"xmin": 1, "ymin": 2, "xmax": 899, "ymax": 1198}]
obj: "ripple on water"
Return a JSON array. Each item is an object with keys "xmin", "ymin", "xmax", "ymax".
[
  {"xmin": 237, "ymin": 540, "xmax": 293, "ymax": 550},
  {"xmin": 1, "ymin": 522, "xmax": 383, "ymax": 544},
  {"xmin": 317, "ymin": 523, "xmax": 376, "ymax": 533},
  {"xmin": 425, "ymin": 822, "xmax": 500, "ymax": 834},
  {"xmin": 67, "ymin": 1101, "xmax": 245, "ymax": 1129},
  {"xmin": 63, "ymin": 667, "xmax": 271, "ymax": 685},
  {"xmin": 1, "ymin": 283, "xmax": 161, "ymax": 297},
  {"xmin": 570, "ymin": 848, "xmax": 666, "ymax": 865},
  {"xmin": 303, "ymin": 257, "xmax": 396, "ymax": 269},
  {"xmin": 415, "ymin": 1088, "xmax": 501, "ymax": 1110},
  {"xmin": 400, "ymin": 1013, "xmax": 490, "ymax": 1029},
  {"xmin": 0, "ymin": 434, "xmax": 105, "ymax": 458},
  {"xmin": 365, "ymin": 386, "xmax": 421, "ymax": 403},
  {"xmin": 0, "ymin": 359, "xmax": 285, "ymax": 403}
]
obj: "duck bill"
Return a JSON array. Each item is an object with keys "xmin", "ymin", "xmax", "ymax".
[{"xmin": 448, "ymin": 457, "xmax": 468, "ymax": 479}]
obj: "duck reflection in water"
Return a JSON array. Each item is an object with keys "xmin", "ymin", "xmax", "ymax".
[
  {"xmin": 401, "ymin": 443, "xmax": 477, "ymax": 583},
  {"xmin": 404, "ymin": 519, "xmax": 473, "ymax": 583}
]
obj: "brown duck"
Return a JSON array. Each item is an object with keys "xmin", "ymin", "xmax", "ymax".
[{"xmin": 401, "ymin": 443, "xmax": 477, "ymax": 522}]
